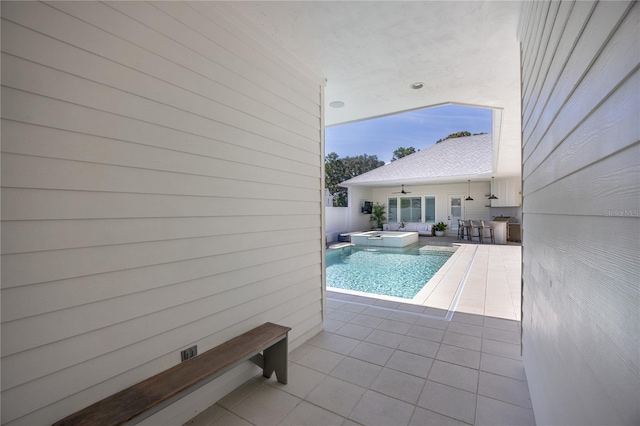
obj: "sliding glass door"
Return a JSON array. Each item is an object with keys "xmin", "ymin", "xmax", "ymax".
[{"xmin": 400, "ymin": 197, "xmax": 421, "ymax": 222}]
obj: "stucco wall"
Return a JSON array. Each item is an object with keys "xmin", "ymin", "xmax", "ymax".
[
  {"xmin": 519, "ymin": 1, "xmax": 639, "ymax": 424},
  {"xmin": 0, "ymin": 2, "xmax": 324, "ymax": 424}
]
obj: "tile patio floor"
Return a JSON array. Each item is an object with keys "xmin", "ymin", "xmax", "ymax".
[{"xmin": 186, "ymin": 241, "xmax": 534, "ymax": 426}]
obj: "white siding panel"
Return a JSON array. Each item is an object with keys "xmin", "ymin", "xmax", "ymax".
[
  {"xmin": 2, "ymin": 228, "xmax": 319, "ymax": 297},
  {"xmin": 5, "ymin": 280, "xmax": 320, "ymax": 422},
  {"xmin": 2, "ymin": 189, "xmax": 318, "ymax": 221},
  {"xmin": 2, "ymin": 250, "xmax": 320, "ymax": 322},
  {"xmin": 525, "ymin": 143, "xmax": 640, "ymax": 217},
  {"xmin": 523, "ymin": 8, "xmax": 639, "ymax": 181},
  {"xmin": 2, "ymin": 215, "xmax": 319, "ymax": 254},
  {"xmin": 521, "ymin": 1, "xmax": 553, "ymax": 96},
  {"xmin": 519, "ymin": 1, "xmax": 640, "ymax": 425},
  {"xmin": 524, "ymin": 1, "xmax": 631, "ymax": 157},
  {"xmin": 2, "ymin": 54, "xmax": 319, "ymax": 155},
  {"xmin": 521, "ymin": 1, "xmax": 563, "ymax": 120},
  {"xmin": 3, "ymin": 1, "xmax": 320, "ymax": 119},
  {"xmin": 520, "ymin": 1, "xmax": 542, "ymax": 80},
  {"xmin": 3, "ymin": 268, "xmax": 320, "ymax": 391},
  {"xmin": 183, "ymin": 1, "xmax": 322, "ymax": 103},
  {"xmin": 522, "ymin": 1, "xmax": 597, "ymax": 145},
  {"xmin": 126, "ymin": 1, "xmax": 320, "ymax": 128},
  {"xmin": 2, "ymin": 153, "xmax": 319, "ymax": 198},
  {"xmin": 1, "ymin": 1, "xmax": 324, "ymax": 424},
  {"xmin": 1, "ymin": 17, "xmax": 319, "ymax": 138},
  {"xmin": 1, "ymin": 120, "xmax": 319, "ymax": 178},
  {"xmin": 1, "ymin": 95, "xmax": 319, "ymax": 168},
  {"xmin": 521, "ymin": 0, "xmax": 574, "ymax": 129},
  {"xmin": 523, "ymin": 70, "xmax": 639, "ymax": 194}
]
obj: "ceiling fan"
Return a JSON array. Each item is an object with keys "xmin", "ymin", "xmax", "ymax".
[{"xmin": 393, "ymin": 185, "xmax": 411, "ymax": 194}]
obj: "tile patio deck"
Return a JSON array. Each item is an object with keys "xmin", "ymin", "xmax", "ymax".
[{"xmin": 186, "ymin": 240, "xmax": 533, "ymax": 426}]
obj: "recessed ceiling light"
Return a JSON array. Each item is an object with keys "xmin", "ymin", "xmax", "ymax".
[
  {"xmin": 329, "ymin": 101, "xmax": 345, "ymax": 108},
  {"xmin": 410, "ymin": 82, "xmax": 424, "ymax": 90}
]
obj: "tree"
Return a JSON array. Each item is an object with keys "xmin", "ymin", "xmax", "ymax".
[
  {"xmin": 435, "ymin": 131, "xmax": 471, "ymax": 143},
  {"xmin": 369, "ymin": 203, "xmax": 386, "ymax": 229},
  {"xmin": 325, "ymin": 152, "xmax": 385, "ymax": 206},
  {"xmin": 391, "ymin": 146, "xmax": 417, "ymax": 161},
  {"xmin": 435, "ymin": 131, "xmax": 487, "ymax": 143}
]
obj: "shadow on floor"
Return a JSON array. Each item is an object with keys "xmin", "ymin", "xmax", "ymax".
[{"xmin": 186, "ymin": 291, "xmax": 534, "ymax": 426}]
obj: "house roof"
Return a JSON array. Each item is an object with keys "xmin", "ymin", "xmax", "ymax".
[{"xmin": 340, "ymin": 133, "xmax": 492, "ymax": 187}]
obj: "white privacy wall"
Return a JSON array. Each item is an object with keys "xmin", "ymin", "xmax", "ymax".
[
  {"xmin": 347, "ymin": 186, "xmax": 375, "ymax": 232},
  {"xmin": 0, "ymin": 2, "xmax": 324, "ymax": 424},
  {"xmin": 519, "ymin": 1, "xmax": 639, "ymax": 425},
  {"xmin": 325, "ymin": 207, "xmax": 349, "ymax": 242}
]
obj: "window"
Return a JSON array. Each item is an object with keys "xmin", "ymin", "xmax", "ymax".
[
  {"xmin": 424, "ymin": 196, "xmax": 436, "ymax": 222},
  {"xmin": 401, "ymin": 197, "xmax": 421, "ymax": 222},
  {"xmin": 388, "ymin": 198, "xmax": 397, "ymax": 222}
]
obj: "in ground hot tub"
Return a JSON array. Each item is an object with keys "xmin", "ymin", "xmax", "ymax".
[{"xmin": 350, "ymin": 231, "xmax": 419, "ymax": 248}]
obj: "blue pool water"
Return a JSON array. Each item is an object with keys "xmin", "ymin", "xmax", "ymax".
[{"xmin": 326, "ymin": 245, "xmax": 454, "ymax": 299}]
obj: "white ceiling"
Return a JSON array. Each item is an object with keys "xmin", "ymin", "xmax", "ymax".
[{"xmin": 228, "ymin": 1, "xmax": 523, "ymax": 177}]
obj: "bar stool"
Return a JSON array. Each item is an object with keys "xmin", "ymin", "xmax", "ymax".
[
  {"xmin": 481, "ymin": 220, "xmax": 495, "ymax": 244},
  {"xmin": 469, "ymin": 220, "xmax": 483, "ymax": 243},
  {"xmin": 457, "ymin": 219, "xmax": 465, "ymax": 240},
  {"xmin": 464, "ymin": 220, "xmax": 473, "ymax": 241}
]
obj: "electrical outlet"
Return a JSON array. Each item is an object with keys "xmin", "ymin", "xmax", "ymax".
[{"xmin": 180, "ymin": 345, "xmax": 197, "ymax": 362}]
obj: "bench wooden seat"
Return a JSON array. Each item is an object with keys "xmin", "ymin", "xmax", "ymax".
[{"xmin": 53, "ymin": 322, "xmax": 291, "ymax": 426}]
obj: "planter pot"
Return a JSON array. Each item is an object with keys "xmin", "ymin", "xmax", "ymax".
[{"xmin": 435, "ymin": 231, "xmax": 445, "ymax": 237}]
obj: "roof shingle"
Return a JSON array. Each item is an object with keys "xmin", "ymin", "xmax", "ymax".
[{"xmin": 340, "ymin": 133, "xmax": 492, "ymax": 186}]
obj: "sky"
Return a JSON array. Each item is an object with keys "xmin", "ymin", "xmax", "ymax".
[{"xmin": 325, "ymin": 104, "xmax": 492, "ymax": 163}]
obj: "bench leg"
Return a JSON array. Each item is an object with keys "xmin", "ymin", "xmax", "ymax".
[{"xmin": 263, "ymin": 337, "xmax": 288, "ymax": 384}]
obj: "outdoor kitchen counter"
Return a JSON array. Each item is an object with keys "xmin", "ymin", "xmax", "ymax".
[{"xmin": 486, "ymin": 221, "xmax": 507, "ymax": 244}]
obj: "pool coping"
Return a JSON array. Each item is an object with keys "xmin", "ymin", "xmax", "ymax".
[
  {"xmin": 326, "ymin": 243, "xmax": 478, "ymax": 320},
  {"xmin": 349, "ymin": 230, "xmax": 419, "ymax": 248}
]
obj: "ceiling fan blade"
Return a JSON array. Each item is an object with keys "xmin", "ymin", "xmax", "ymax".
[{"xmin": 392, "ymin": 185, "xmax": 412, "ymax": 194}]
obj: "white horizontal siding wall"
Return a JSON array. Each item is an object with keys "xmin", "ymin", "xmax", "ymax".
[
  {"xmin": 0, "ymin": 1, "xmax": 324, "ymax": 424},
  {"xmin": 519, "ymin": 1, "xmax": 639, "ymax": 424},
  {"xmin": 372, "ymin": 182, "xmax": 492, "ymax": 229}
]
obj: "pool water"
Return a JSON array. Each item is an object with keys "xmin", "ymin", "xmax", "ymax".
[{"xmin": 326, "ymin": 245, "xmax": 454, "ymax": 299}]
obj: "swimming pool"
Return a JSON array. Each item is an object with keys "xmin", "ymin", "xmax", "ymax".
[{"xmin": 325, "ymin": 245, "xmax": 456, "ymax": 299}]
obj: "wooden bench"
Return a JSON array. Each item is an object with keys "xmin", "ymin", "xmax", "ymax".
[{"xmin": 53, "ymin": 322, "xmax": 291, "ymax": 426}]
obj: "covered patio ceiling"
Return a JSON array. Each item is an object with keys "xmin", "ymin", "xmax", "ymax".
[{"xmin": 227, "ymin": 1, "xmax": 523, "ymax": 177}]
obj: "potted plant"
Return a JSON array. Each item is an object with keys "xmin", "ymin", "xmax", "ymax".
[
  {"xmin": 369, "ymin": 203, "xmax": 386, "ymax": 230},
  {"xmin": 434, "ymin": 221, "xmax": 448, "ymax": 236}
]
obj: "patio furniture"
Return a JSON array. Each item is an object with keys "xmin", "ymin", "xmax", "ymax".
[
  {"xmin": 457, "ymin": 219, "xmax": 466, "ymax": 240},
  {"xmin": 469, "ymin": 220, "xmax": 483, "ymax": 243},
  {"xmin": 53, "ymin": 323, "xmax": 291, "ymax": 426},
  {"xmin": 462, "ymin": 220, "xmax": 472, "ymax": 242},
  {"xmin": 481, "ymin": 220, "xmax": 495, "ymax": 244},
  {"xmin": 383, "ymin": 222, "xmax": 435, "ymax": 236},
  {"xmin": 338, "ymin": 233, "xmax": 351, "ymax": 242}
]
